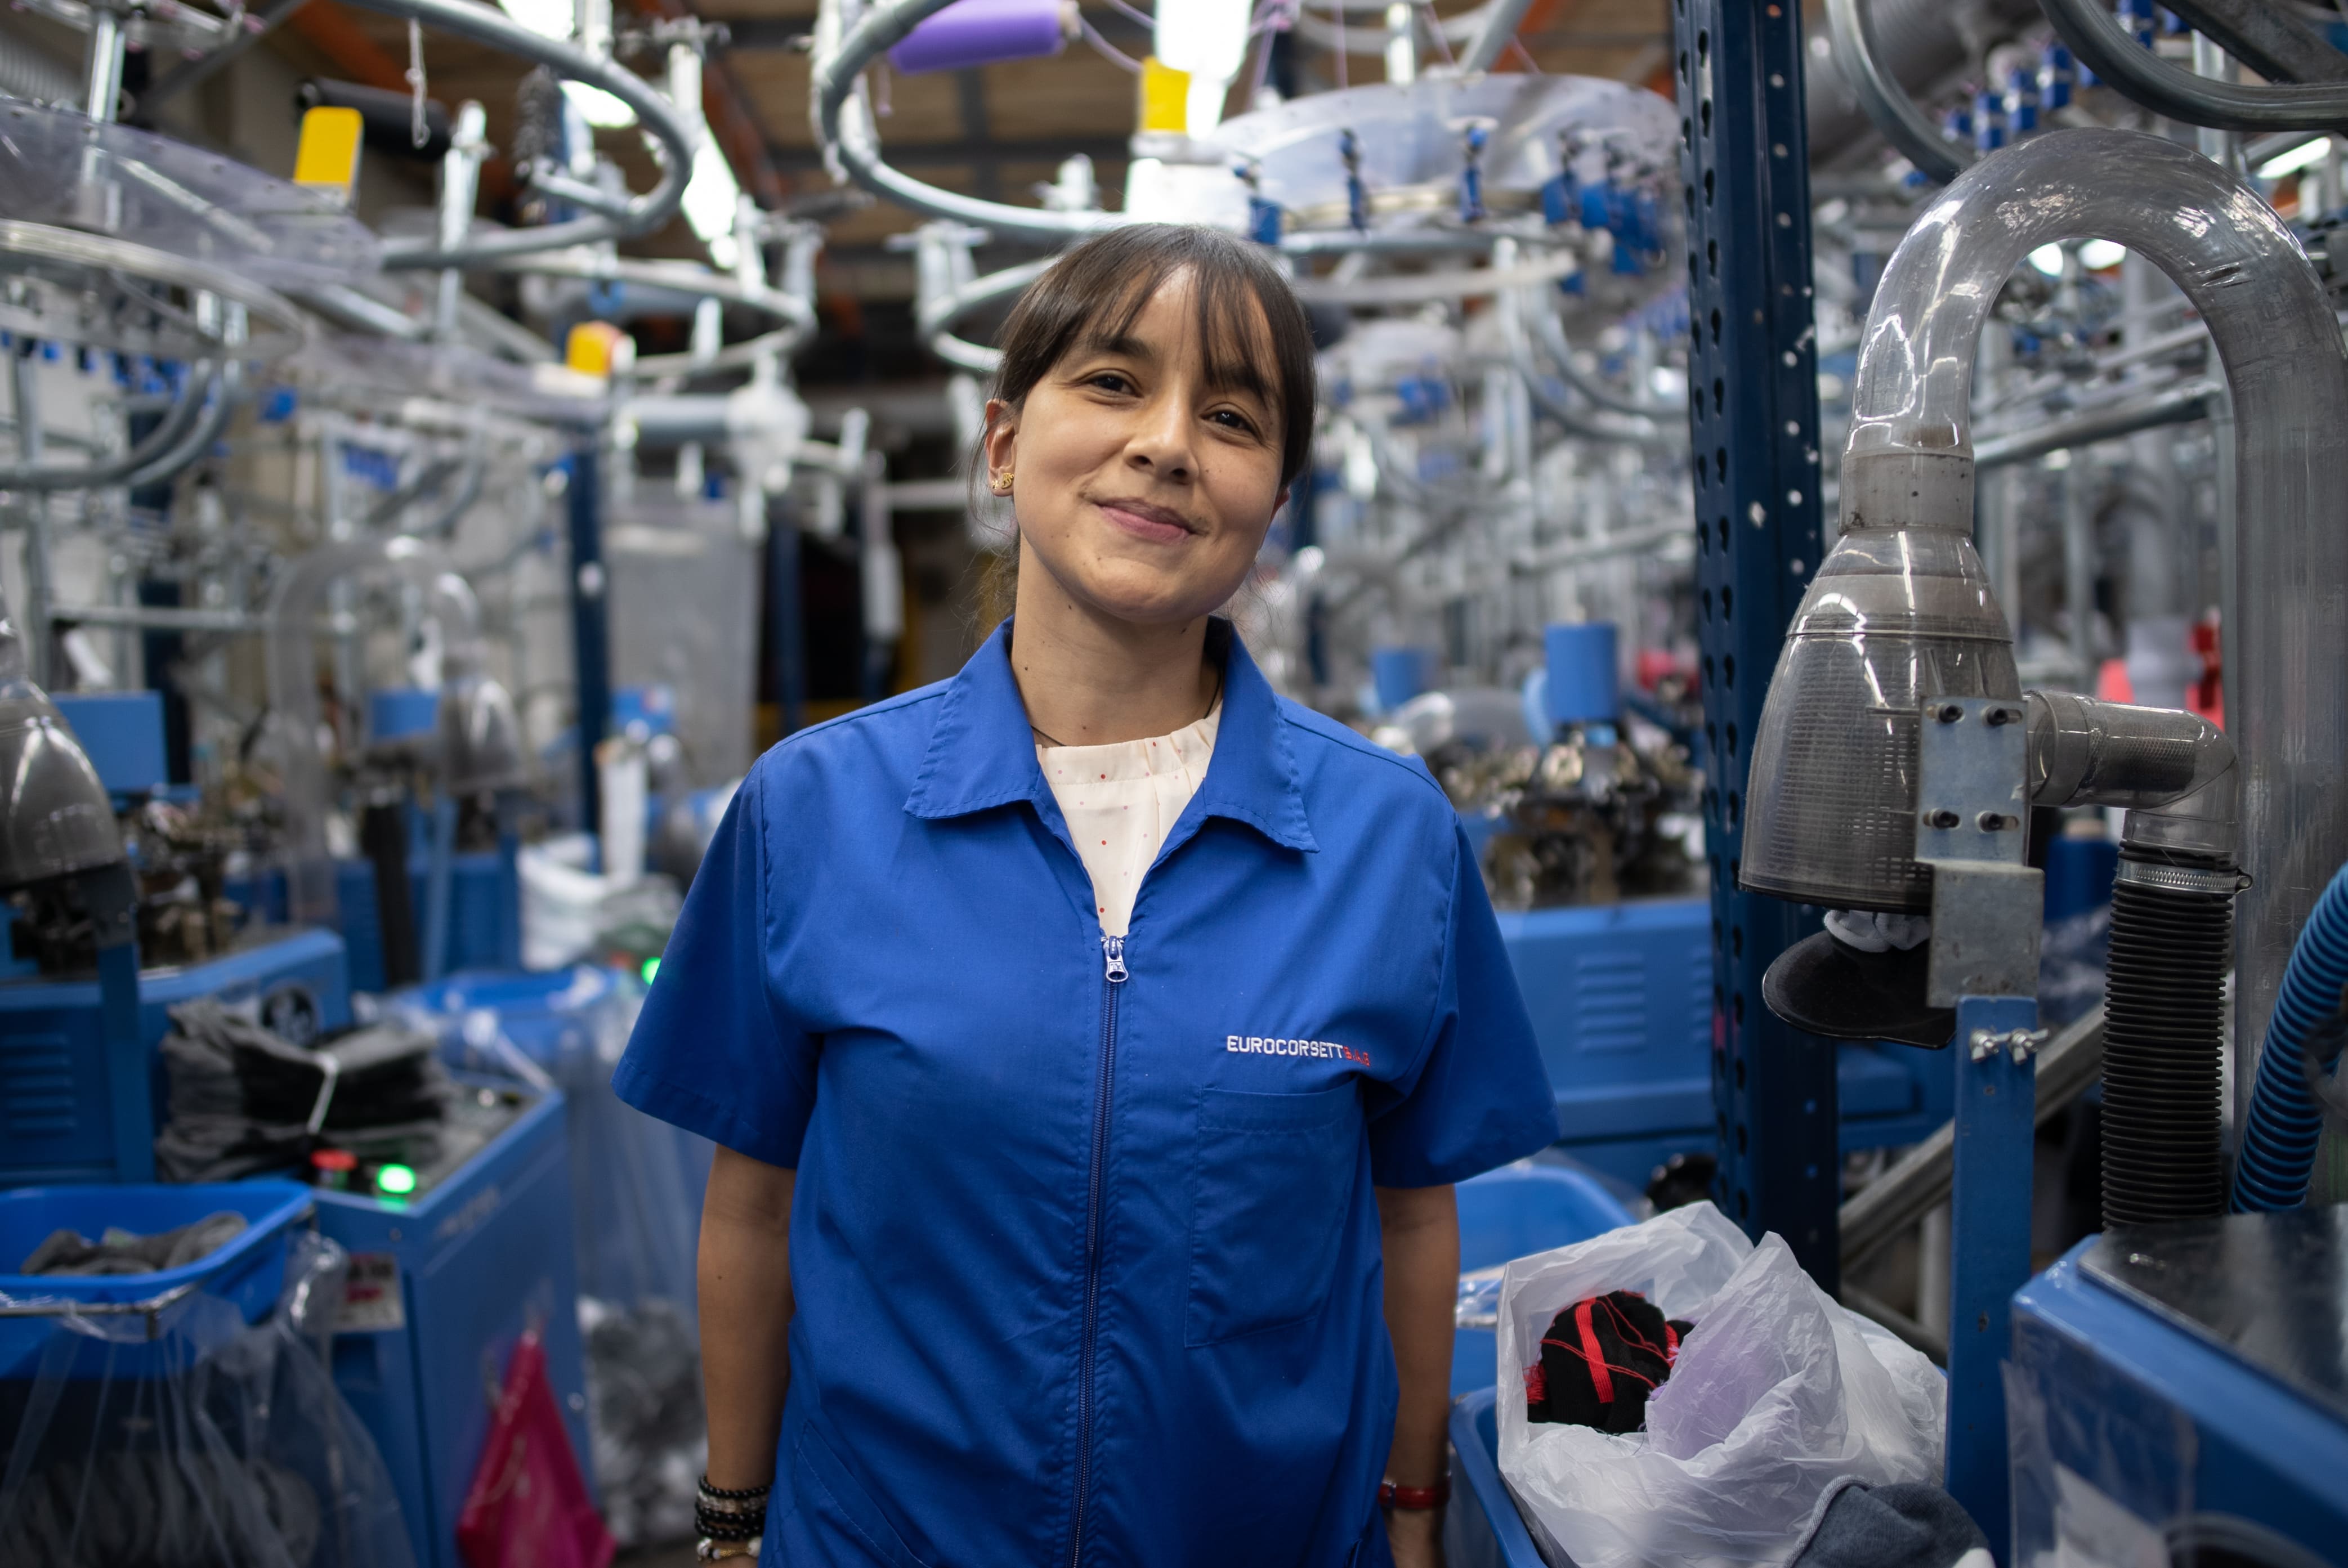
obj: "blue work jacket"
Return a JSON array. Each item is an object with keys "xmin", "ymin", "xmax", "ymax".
[{"xmin": 615, "ymin": 620, "xmax": 1556, "ymax": 1568}]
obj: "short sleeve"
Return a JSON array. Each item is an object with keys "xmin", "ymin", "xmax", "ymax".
[
  {"xmin": 1366, "ymin": 825, "xmax": 1558, "ymax": 1187},
  {"xmin": 612, "ymin": 766, "xmax": 818, "ymax": 1167}
]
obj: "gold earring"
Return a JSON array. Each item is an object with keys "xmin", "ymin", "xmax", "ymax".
[{"xmin": 992, "ymin": 469, "xmax": 1014, "ymax": 494}]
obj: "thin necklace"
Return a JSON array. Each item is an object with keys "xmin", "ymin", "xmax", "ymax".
[{"xmin": 1030, "ymin": 666, "xmax": 1223, "ymax": 750}]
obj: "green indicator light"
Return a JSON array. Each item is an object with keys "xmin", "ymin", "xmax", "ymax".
[
  {"xmin": 642, "ymin": 957, "xmax": 660, "ymax": 984},
  {"xmin": 375, "ymin": 1163, "xmax": 418, "ymax": 1197}
]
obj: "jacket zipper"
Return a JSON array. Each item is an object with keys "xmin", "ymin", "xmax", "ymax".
[{"xmin": 1070, "ymin": 932, "xmax": 1126, "ymax": 1568}]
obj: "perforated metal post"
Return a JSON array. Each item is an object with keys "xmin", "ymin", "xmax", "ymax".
[
  {"xmin": 563, "ymin": 449, "xmax": 611, "ymax": 834},
  {"xmin": 1672, "ymin": 0, "xmax": 1839, "ymax": 1286}
]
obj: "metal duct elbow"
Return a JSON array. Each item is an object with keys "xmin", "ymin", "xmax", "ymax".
[
  {"xmin": 1768, "ymin": 127, "xmax": 2348, "ymax": 1080},
  {"xmin": 2023, "ymin": 689, "xmax": 2237, "ymax": 861}
]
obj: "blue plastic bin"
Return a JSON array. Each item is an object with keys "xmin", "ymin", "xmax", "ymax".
[
  {"xmin": 0, "ymin": 1180, "xmax": 314, "ymax": 1377},
  {"xmin": 1453, "ymin": 1164, "xmax": 1635, "ymax": 1397},
  {"xmin": 1450, "ymin": 1386, "xmax": 1554, "ymax": 1567},
  {"xmin": 399, "ymin": 965, "xmax": 617, "ymax": 1067}
]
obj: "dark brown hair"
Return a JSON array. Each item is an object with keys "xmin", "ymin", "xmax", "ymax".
[{"xmin": 990, "ymin": 223, "xmax": 1319, "ymax": 489}]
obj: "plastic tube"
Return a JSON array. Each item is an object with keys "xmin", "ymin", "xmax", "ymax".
[
  {"xmin": 2233, "ymin": 861, "xmax": 2348, "ymax": 1211},
  {"xmin": 887, "ymin": 0, "xmax": 1066, "ymax": 75},
  {"xmin": 1846, "ymin": 128, "xmax": 2348, "ymax": 1080},
  {"xmin": 2038, "ymin": 0, "xmax": 2348, "ymax": 131}
]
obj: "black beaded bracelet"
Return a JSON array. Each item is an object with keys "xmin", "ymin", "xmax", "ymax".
[
  {"xmin": 695, "ymin": 1507, "xmax": 765, "ymax": 1542},
  {"xmin": 698, "ymin": 1476, "xmax": 772, "ymax": 1503}
]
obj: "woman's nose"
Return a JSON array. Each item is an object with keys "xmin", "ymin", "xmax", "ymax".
[{"xmin": 1124, "ymin": 394, "xmax": 1196, "ymax": 480}]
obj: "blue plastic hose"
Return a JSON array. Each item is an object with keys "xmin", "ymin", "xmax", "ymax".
[{"xmin": 2232, "ymin": 861, "xmax": 2348, "ymax": 1211}]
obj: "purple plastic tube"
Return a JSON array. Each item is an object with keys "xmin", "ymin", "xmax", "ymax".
[{"xmin": 887, "ymin": 0, "xmax": 1069, "ymax": 74}]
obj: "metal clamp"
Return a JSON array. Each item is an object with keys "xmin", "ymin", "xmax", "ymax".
[
  {"xmin": 1915, "ymin": 695, "xmax": 2045, "ymax": 1006},
  {"xmin": 1969, "ymin": 1025, "xmax": 2049, "ymax": 1064}
]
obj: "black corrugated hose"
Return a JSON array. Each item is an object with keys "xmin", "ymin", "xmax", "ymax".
[{"xmin": 2101, "ymin": 847, "xmax": 2237, "ymax": 1227}]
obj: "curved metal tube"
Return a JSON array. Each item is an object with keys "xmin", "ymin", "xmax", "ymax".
[
  {"xmin": 1822, "ymin": 0, "xmax": 1971, "ymax": 183},
  {"xmin": 1503, "ymin": 292, "xmax": 1677, "ymax": 447},
  {"xmin": 0, "ymin": 361, "xmax": 217, "ymax": 492},
  {"xmin": 917, "ymin": 255, "xmax": 1055, "ymax": 377},
  {"xmin": 337, "ymin": 0, "xmax": 697, "ymax": 267},
  {"xmin": 813, "ymin": 0, "xmax": 1121, "ymax": 244},
  {"xmin": 1846, "ymin": 126, "xmax": 2348, "ymax": 1109},
  {"xmin": 1529, "ymin": 307, "xmax": 1676, "ymax": 421},
  {"xmin": 489, "ymin": 251, "xmax": 817, "ymax": 335},
  {"xmin": 2039, "ymin": 0, "xmax": 2348, "ymax": 131},
  {"xmin": 124, "ymin": 360, "xmax": 243, "ymax": 490},
  {"xmin": 1459, "ymin": 0, "xmax": 1539, "ymax": 74},
  {"xmin": 634, "ymin": 324, "xmax": 809, "ymax": 379}
]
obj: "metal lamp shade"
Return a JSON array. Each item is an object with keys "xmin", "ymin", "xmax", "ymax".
[
  {"xmin": 1738, "ymin": 523, "xmax": 2019, "ymax": 913},
  {"xmin": 0, "ymin": 687, "xmax": 126, "ymax": 890}
]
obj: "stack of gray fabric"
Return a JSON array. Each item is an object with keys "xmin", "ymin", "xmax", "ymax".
[{"xmin": 154, "ymin": 1000, "xmax": 453, "ymax": 1182}]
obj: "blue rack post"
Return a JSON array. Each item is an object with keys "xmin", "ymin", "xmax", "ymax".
[
  {"xmin": 563, "ymin": 450, "xmax": 611, "ymax": 835},
  {"xmin": 1948, "ymin": 993, "xmax": 2038, "ymax": 1547},
  {"xmin": 1672, "ymin": 0, "xmax": 1839, "ymax": 1284}
]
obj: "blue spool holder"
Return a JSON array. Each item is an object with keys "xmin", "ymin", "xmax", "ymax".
[
  {"xmin": 1543, "ymin": 621, "xmax": 1619, "ymax": 731},
  {"xmin": 1370, "ymin": 646, "xmax": 1436, "ymax": 713}
]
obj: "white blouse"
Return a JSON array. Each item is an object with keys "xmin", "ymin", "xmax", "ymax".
[{"xmin": 1036, "ymin": 706, "xmax": 1222, "ymax": 937}]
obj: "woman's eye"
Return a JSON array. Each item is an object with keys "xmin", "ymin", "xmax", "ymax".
[
  {"xmin": 1087, "ymin": 371, "xmax": 1134, "ymax": 394},
  {"xmin": 1207, "ymin": 409, "xmax": 1260, "ymax": 436}
]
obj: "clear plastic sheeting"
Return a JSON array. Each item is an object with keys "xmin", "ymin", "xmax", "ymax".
[
  {"xmin": 0, "ymin": 1231, "xmax": 418, "ymax": 1568},
  {"xmin": 1497, "ymin": 1203, "xmax": 1944, "ymax": 1568},
  {"xmin": 606, "ymin": 499, "xmax": 760, "ymax": 790},
  {"xmin": 0, "ymin": 101, "xmax": 381, "ymax": 288},
  {"xmin": 397, "ymin": 970, "xmax": 712, "ymax": 1546}
]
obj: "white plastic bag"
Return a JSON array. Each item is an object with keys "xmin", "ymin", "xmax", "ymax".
[{"xmin": 1496, "ymin": 1203, "xmax": 1945, "ymax": 1568}]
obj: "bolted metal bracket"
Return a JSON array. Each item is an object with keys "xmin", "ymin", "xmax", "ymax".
[
  {"xmin": 1969, "ymin": 1025, "xmax": 2049, "ymax": 1064},
  {"xmin": 1916, "ymin": 695, "xmax": 2045, "ymax": 1007}
]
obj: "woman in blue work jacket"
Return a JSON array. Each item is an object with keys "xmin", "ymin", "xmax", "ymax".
[{"xmin": 616, "ymin": 223, "xmax": 1558, "ymax": 1568}]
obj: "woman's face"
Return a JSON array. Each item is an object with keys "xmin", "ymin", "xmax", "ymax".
[{"xmin": 984, "ymin": 269, "xmax": 1289, "ymax": 628}]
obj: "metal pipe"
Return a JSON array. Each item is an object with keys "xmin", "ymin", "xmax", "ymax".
[
  {"xmin": 0, "ymin": 361, "xmax": 220, "ymax": 492},
  {"xmin": 125, "ymin": 361, "xmax": 244, "ymax": 491},
  {"xmin": 1821, "ymin": 0, "xmax": 1970, "ymax": 183},
  {"xmin": 1529, "ymin": 306, "xmax": 1676, "ymax": 420},
  {"xmin": 1844, "ymin": 126, "xmax": 2348, "ymax": 1127},
  {"xmin": 334, "ymin": 0, "xmax": 698, "ymax": 267},
  {"xmin": 1458, "ymin": 0, "xmax": 1537, "ymax": 74},
  {"xmin": 2038, "ymin": 0, "xmax": 2348, "ymax": 132},
  {"xmin": 139, "ymin": 0, "xmax": 314, "ymax": 110}
]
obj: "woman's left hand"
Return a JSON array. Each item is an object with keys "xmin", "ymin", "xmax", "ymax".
[{"xmin": 1385, "ymin": 1506, "xmax": 1447, "ymax": 1568}]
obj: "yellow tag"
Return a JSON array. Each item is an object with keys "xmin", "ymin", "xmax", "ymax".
[
  {"xmin": 292, "ymin": 106, "xmax": 364, "ymax": 198},
  {"xmin": 565, "ymin": 321, "xmax": 625, "ymax": 379},
  {"xmin": 1139, "ymin": 56, "xmax": 1191, "ymax": 134}
]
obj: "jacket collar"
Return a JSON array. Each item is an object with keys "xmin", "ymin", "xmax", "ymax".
[{"xmin": 904, "ymin": 617, "xmax": 1317, "ymax": 854}]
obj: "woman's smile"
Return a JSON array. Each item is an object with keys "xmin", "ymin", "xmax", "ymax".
[{"xmin": 1091, "ymin": 494, "xmax": 1200, "ymax": 544}]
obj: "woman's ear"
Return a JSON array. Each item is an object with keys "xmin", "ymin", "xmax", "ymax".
[
  {"xmin": 1273, "ymin": 485, "xmax": 1291, "ymax": 519},
  {"xmin": 982, "ymin": 398, "xmax": 1018, "ymax": 481}
]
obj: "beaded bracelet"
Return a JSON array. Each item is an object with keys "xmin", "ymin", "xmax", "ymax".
[{"xmin": 698, "ymin": 1476, "xmax": 772, "ymax": 1503}]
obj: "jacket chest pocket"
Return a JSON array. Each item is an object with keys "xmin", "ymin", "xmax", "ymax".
[{"xmin": 1185, "ymin": 1082, "xmax": 1362, "ymax": 1347}]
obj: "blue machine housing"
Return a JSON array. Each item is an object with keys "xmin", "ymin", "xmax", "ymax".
[
  {"xmin": 0, "ymin": 928, "xmax": 351, "ymax": 1187},
  {"xmin": 314, "ymin": 1078, "xmax": 596, "ymax": 1568},
  {"xmin": 2010, "ymin": 1218, "xmax": 2348, "ymax": 1567},
  {"xmin": 1495, "ymin": 899, "xmax": 1951, "ymax": 1189}
]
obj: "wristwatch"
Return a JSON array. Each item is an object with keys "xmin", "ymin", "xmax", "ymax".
[{"xmin": 1378, "ymin": 1476, "xmax": 1451, "ymax": 1511}]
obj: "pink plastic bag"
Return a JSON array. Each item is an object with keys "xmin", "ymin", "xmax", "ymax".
[{"xmin": 456, "ymin": 1330, "xmax": 616, "ymax": 1568}]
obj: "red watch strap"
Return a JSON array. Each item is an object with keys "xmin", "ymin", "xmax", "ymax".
[{"xmin": 1378, "ymin": 1477, "xmax": 1451, "ymax": 1511}]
